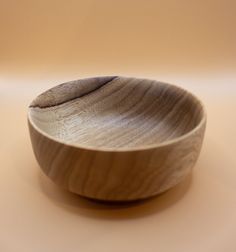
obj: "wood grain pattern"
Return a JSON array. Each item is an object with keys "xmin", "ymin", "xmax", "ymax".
[{"xmin": 28, "ymin": 76, "xmax": 206, "ymax": 201}]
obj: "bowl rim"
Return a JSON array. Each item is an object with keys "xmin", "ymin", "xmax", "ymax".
[{"xmin": 28, "ymin": 76, "xmax": 207, "ymax": 152}]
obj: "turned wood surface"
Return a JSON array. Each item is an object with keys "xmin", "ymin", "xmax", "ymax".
[
  {"xmin": 29, "ymin": 76, "xmax": 204, "ymax": 149},
  {"xmin": 28, "ymin": 76, "xmax": 206, "ymax": 201}
]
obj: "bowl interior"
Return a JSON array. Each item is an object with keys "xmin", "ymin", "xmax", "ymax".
[{"xmin": 29, "ymin": 76, "xmax": 204, "ymax": 149}]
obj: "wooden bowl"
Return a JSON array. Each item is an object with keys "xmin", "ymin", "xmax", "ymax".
[{"xmin": 28, "ymin": 76, "xmax": 206, "ymax": 201}]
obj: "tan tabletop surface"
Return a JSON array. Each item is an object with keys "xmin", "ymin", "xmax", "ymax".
[
  {"xmin": 1, "ymin": 73, "xmax": 236, "ymax": 252},
  {"xmin": 0, "ymin": 0, "xmax": 236, "ymax": 251}
]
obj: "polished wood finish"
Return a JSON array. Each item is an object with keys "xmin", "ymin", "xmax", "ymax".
[{"xmin": 28, "ymin": 76, "xmax": 206, "ymax": 201}]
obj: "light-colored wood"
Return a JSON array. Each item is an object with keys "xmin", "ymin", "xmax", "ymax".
[{"xmin": 28, "ymin": 76, "xmax": 206, "ymax": 201}]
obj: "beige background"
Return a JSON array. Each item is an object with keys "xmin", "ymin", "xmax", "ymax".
[{"xmin": 0, "ymin": 0, "xmax": 236, "ymax": 251}]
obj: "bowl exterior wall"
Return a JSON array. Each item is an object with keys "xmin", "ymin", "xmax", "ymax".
[{"xmin": 28, "ymin": 119, "xmax": 206, "ymax": 201}]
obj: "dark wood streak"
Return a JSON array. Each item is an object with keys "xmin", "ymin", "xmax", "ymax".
[{"xmin": 30, "ymin": 76, "xmax": 118, "ymax": 108}]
